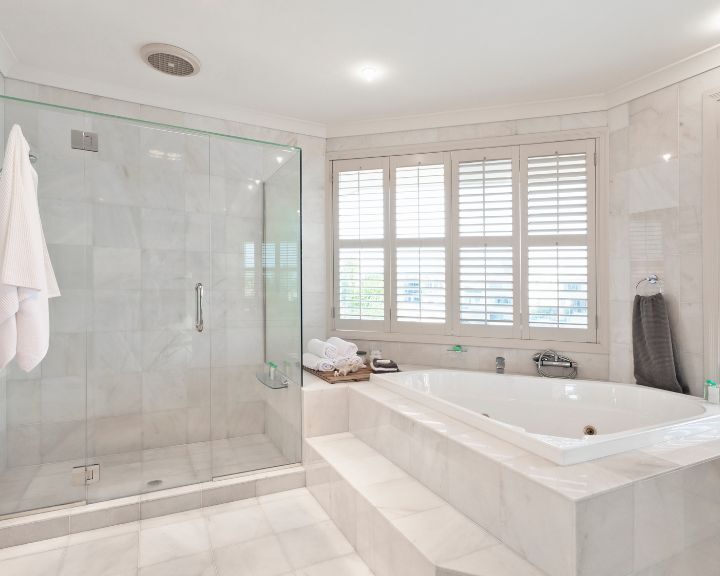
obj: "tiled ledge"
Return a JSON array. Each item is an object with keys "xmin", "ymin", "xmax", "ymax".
[
  {"xmin": 0, "ymin": 466, "xmax": 305, "ymax": 549},
  {"xmin": 348, "ymin": 383, "xmax": 720, "ymax": 576},
  {"xmin": 306, "ymin": 433, "xmax": 543, "ymax": 576}
]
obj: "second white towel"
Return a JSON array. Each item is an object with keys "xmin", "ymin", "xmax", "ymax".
[
  {"xmin": 327, "ymin": 336, "xmax": 358, "ymax": 357},
  {"xmin": 307, "ymin": 338, "xmax": 338, "ymax": 359},
  {"xmin": 302, "ymin": 352, "xmax": 335, "ymax": 372}
]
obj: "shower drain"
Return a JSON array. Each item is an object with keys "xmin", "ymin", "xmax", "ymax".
[
  {"xmin": 584, "ymin": 425, "xmax": 597, "ymax": 436},
  {"xmin": 146, "ymin": 479, "xmax": 163, "ymax": 487}
]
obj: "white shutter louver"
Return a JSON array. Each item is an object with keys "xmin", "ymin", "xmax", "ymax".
[
  {"xmin": 338, "ymin": 169, "xmax": 384, "ymax": 240},
  {"xmin": 396, "ymin": 246, "xmax": 446, "ymax": 323},
  {"xmin": 395, "ymin": 164, "xmax": 445, "ymax": 238},
  {"xmin": 527, "ymin": 153, "xmax": 588, "ymax": 236},
  {"xmin": 334, "ymin": 159, "xmax": 388, "ymax": 329},
  {"xmin": 528, "ymin": 245, "xmax": 588, "ymax": 328},
  {"xmin": 453, "ymin": 150, "xmax": 519, "ymax": 337},
  {"xmin": 523, "ymin": 140, "xmax": 596, "ymax": 342},
  {"xmin": 338, "ymin": 247, "xmax": 384, "ymax": 320},
  {"xmin": 392, "ymin": 155, "xmax": 449, "ymax": 332},
  {"xmin": 458, "ymin": 158, "xmax": 513, "ymax": 237},
  {"xmin": 459, "ymin": 246, "xmax": 514, "ymax": 325}
]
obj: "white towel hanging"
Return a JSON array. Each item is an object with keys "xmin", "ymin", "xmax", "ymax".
[{"xmin": 0, "ymin": 124, "xmax": 60, "ymax": 371}]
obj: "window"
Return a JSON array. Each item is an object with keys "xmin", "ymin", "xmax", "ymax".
[
  {"xmin": 391, "ymin": 154, "xmax": 449, "ymax": 334},
  {"xmin": 332, "ymin": 138, "xmax": 598, "ymax": 344},
  {"xmin": 522, "ymin": 140, "xmax": 596, "ymax": 342},
  {"xmin": 333, "ymin": 158, "xmax": 389, "ymax": 330}
]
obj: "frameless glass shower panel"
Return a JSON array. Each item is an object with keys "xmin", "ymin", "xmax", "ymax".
[
  {"xmin": 262, "ymin": 150, "xmax": 302, "ymax": 465},
  {"xmin": 0, "ymin": 99, "xmax": 89, "ymax": 516},
  {"xmin": 84, "ymin": 119, "xmax": 212, "ymax": 502},
  {"xmin": 208, "ymin": 135, "xmax": 284, "ymax": 478}
]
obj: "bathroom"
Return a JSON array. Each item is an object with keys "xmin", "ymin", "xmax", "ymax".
[{"xmin": 0, "ymin": 1, "xmax": 719, "ymax": 575}]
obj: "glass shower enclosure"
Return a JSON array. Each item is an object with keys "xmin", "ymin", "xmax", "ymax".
[{"xmin": 0, "ymin": 95, "xmax": 302, "ymax": 517}]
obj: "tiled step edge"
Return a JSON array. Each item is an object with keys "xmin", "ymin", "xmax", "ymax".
[
  {"xmin": 0, "ymin": 465, "xmax": 305, "ymax": 549},
  {"xmin": 305, "ymin": 433, "xmax": 544, "ymax": 576}
]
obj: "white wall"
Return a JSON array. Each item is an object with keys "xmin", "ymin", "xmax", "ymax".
[{"xmin": 608, "ymin": 68, "xmax": 720, "ymax": 396}]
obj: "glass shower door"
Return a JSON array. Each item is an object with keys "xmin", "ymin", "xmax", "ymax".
[{"xmin": 84, "ymin": 118, "xmax": 212, "ymax": 502}]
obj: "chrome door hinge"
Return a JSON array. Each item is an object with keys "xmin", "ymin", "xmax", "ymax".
[
  {"xmin": 593, "ymin": 152, "xmax": 597, "ymax": 166},
  {"xmin": 72, "ymin": 464, "xmax": 100, "ymax": 486},
  {"xmin": 331, "ymin": 306, "xmax": 336, "ymax": 319},
  {"xmin": 71, "ymin": 130, "xmax": 99, "ymax": 152}
]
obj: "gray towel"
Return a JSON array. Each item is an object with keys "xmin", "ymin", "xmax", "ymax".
[{"xmin": 632, "ymin": 294, "xmax": 688, "ymax": 394}]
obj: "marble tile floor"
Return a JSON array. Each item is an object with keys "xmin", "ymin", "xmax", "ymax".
[
  {"xmin": 0, "ymin": 488, "xmax": 373, "ymax": 576},
  {"xmin": 0, "ymin": 434, "xmax": 290, "ymax": 517}
]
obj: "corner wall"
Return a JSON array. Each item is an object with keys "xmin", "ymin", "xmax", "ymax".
[{"xmin": 607, "ymin": 69, "xmax": 720, "ymax": 396}]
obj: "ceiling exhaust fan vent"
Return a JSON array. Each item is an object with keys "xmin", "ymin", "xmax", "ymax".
[{"xmin": 141, "ymin": 43, "xmax": 200, "ymax": 77}]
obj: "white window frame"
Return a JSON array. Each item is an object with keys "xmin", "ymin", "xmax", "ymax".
[
  {"xmin": 451, "ymin": 146, "xmax": 521, "ymax": 339},
  {"xmin": 332, "ymin": 157, "xmax": 391, "ymax": 332},
  {"xmin": 389, "ymin": 152, "xmax": 451, "ymax": 335},
  {"xmin": 520, "ymin": 139, "xmax": 597, "ymax": 343},
  {"xmin": 327, "ymin": 128, "xmax": 607, "ymax": 353}
]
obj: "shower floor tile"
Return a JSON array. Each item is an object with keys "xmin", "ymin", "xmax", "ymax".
[
  {"xmin": 0, "ymin": 433, "xmax": 291, "ymax": 517},
  {"xmin": 0, "ymin": 488, "xmax": 374, "ymax": 576}
]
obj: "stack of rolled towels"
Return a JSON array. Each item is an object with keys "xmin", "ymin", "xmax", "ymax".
[{"xmin": 303, "ymin": 337, "xmax": 364, "ymax": 373}]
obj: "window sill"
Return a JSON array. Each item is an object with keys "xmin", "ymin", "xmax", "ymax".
[{"xmin": 328, "ymin": 329, "xmax": 608, "ymax": 355}]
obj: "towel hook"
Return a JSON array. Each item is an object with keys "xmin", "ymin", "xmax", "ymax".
[
  {"xmin": 0, "ymin": 152, "xmax": 38, "ymax": 174},
  {"xmin": 635, "ymin": 274, "xmax": 661, "ymax": 293}
]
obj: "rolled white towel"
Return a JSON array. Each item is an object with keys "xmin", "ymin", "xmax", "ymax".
[
  {"xmin": 303, "ymin": 352, "xmax": 334, "ymax": 372},
  {"xmin": 307, "ymin": 338, "xmax": 338, "ymax": 359},
  {"xmin": 326, "ymin": 337, "xmax": 358, "ymax": 357}
]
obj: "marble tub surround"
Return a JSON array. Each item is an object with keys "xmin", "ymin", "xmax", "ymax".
[
  {"xmin": 0, "ymin": 487, "xmax": 370, "ymax": 576},
  {"xmin": 305, "ymin": 433, "xmax": 543, "ymax": 576},
  {"xmin": 345, "ymin": 383, "xmax": 720, "ymax": 576},
  {"xmin": 0, "ymin": 465, "xmax": 305, "ymax": 550}
]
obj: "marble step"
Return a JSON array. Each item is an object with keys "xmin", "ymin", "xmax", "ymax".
[{"xmin": 305, "ymin": 432, "xmax": 545, "ymax": 576}]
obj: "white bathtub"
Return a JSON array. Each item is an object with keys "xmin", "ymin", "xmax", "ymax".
[{"xmin": 370, "ymin": 369, "xmax": 720, "ymax": 465}]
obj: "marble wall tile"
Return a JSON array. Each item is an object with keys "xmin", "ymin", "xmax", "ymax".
[
  {"xmin": 575, "ymin": 486, "xmax": 634, "ymax": 576},
  {"xmin": 500, "ymin": 466, "xmax": 575, "ymax": 576},
  {"xmin": 93, "ymin": 248, "xmax": 141, "ymax": 290},
  {"xmin": 633, "ymin": 469, "xmax": 685, "ymax": 572},
  {"xmin": 302, "ymin": 386, "xmax": 349, "ymax": 438},
  {"xmin": 93, "ymin": 204, "xmax": 141, "ymax": 248}
]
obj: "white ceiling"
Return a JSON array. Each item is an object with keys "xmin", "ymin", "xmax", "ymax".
[{"xmin": 1, "ymin": 0, "xmax": 720, "ymax": 137}]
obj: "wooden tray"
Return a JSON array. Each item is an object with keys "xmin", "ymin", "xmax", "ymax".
[{"xmin": 303, "ymin": 365, "xmax": 377, "ymax": 384}]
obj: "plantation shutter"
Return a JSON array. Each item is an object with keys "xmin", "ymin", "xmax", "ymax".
[
  {"xmin": 452, "ymin": 148, "xmax": 520, "ymax": 338},
  {"xmin": 521, "ymin": 140, "xmax": 596, "ymax": 342},
  {"xmin": 333, "ymin": 158, "xmax": 389, "ymax": 331},
  {"xmin": 391, "ymin": 153, "xmax": 450, "ymax": 334}
]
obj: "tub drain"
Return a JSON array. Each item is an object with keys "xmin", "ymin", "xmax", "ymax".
[
  {"xmin": 147, "ymin": 479, "xmax": 163, "ymax": 487},
  {"xmin": 584, "ymin": 425, "xmax": 597, "ymax": 436}
]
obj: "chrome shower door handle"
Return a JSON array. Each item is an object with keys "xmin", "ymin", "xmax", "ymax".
[{"xmin": 195, "ymin": 283, "xmax": 204, "ymax": 332}]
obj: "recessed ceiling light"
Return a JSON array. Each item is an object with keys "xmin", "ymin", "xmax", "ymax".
[{"xmin": 360, "ymin": 66, "xmax": 379, "ymax": 82}]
